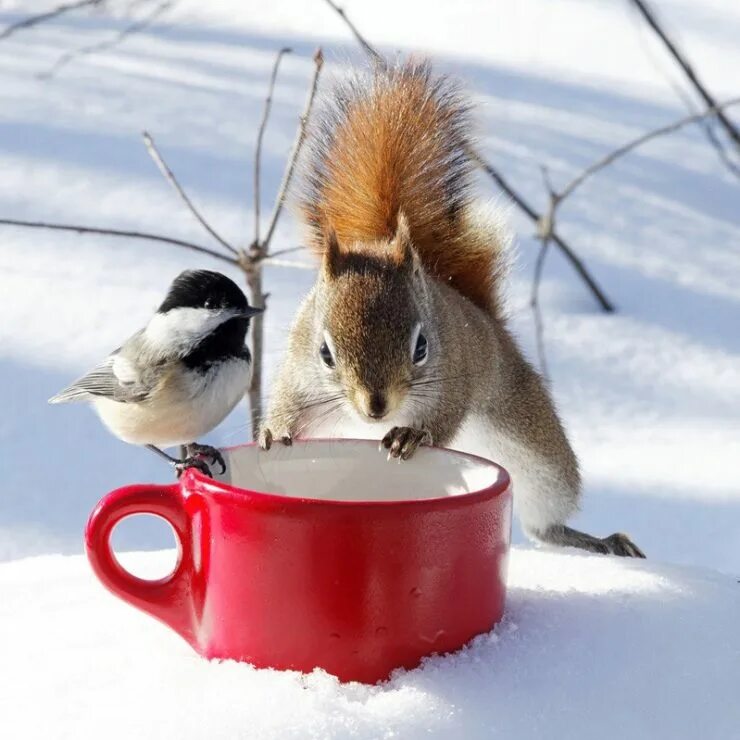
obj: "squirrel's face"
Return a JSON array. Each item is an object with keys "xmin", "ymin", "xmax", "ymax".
[{"xmin": 314, "ymin": 221, "xmax": 437, "ymax": 424}]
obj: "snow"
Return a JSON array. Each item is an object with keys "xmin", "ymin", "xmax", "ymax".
[
  {"xmin": 2, "ymin": 548, "xmax": 738, "ymax": 739},
  {"xmin": 0, "ymin": 0, "xmax": 739, "ymax": 736}
]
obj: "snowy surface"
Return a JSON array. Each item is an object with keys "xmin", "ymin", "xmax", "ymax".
[
  {"xmin": 2, "ymin": 548, "xmax": 738, "ymax": 739},
  {"xmin": 0, "ymin": 0, "xmax": 738, "ymax": 737}
]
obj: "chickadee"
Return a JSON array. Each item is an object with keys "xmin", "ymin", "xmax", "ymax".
[{"xmin": 49, "ymin": 269, "xmax": 263, "ymax": 477}]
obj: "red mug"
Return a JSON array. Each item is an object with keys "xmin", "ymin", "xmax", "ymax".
[{"xmin": 85, "ymin": 440, "xmax": 512, "ymax": 683}]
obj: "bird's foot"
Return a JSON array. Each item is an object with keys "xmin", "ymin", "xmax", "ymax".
[
  {"xmin": 145, "ymin": 444, "xmax": 218, "ymax": 479},
  {"xmin": 175, "ymin": 457, "xmax": 213, "ymax": 478},
  {"xmin": 185, "ymin": 443, "xmax": 226, "ymax": 475}
]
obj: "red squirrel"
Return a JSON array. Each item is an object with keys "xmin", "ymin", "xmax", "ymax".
[{"xmin": 260, "ymin": 61, "xmax": 643, "ymax": 557}]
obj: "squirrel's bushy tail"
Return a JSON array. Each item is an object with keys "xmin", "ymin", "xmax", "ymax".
[{"xmin": 300, "ymin": 60, "xmax": 506, "ymax": 313}]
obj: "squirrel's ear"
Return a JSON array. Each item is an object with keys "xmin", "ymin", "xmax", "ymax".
[
  {"xmin": 392, "ymin": 211, "xmax": 419, "ymax": 273},
  {"xmin": 322, "ymin": 228, "xmax": 341, "ymax": 280}
]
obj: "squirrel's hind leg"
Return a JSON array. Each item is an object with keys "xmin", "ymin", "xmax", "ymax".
[{"xmin": 532, "ymin": 524, "xmax": 645, "ymax": 558}]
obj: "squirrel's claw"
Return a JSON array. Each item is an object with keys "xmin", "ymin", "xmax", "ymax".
[
  {"xmin": 601, "ymin": 533, "xmax": 645, "ymax": 558},
  {"xmin": 381, "ymin": 426, "xmax": 432, "ymax": 461},
  {"xmin": 258, "ymin": 427, "xmax": 292, "ymax": 451}
]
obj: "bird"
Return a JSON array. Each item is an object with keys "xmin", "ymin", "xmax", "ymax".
[{"xmin": 49, "ymin": 269, "xmax": 263, "ymax": 477}]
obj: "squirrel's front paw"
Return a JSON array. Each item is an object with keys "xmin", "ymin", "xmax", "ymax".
[
  {"xmin": 258, "ymin": 427, "xmax": 293, "ymax": 451},
  {"xmin": 258, "ymin": 427, "xmax": 273, "ymax": 450},
  {"xmin": 381, "ymin": 426, "xmax": 432, "ymax": 461}
]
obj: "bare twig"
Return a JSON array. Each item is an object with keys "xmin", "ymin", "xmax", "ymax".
[
  {"xmin": 253, "ymin": 47, "xmax": 292, "ymax": 249},
  {"xmin": 628, "ymin": 0, "xmax": 740, "ymax": 151},
  {"xmin": 627, "ymin": 8, "xmax": 740, "ymax": 181},
  {"xmin": 558, "ymin": 97, "xmax": 740, "ymax": 203},
  {"xmin": 243, "ymin": 265, "xmax": 265, "ymax": 438},
  {"xmin": 262, "ymin": 48, "xmax": 324, "ymax": 254},
  {"xmin": 321, "ymin": 0, "xmax": 381, "ymax": 62},
  {"xmin": 244, "ymin": 48, "xmax": 324, "ymax": 438},
  {"xmin": 0, "ymin": 218, "xmax": 237, "ymax": 265},
  {"xmin": 0, "ymin": 0, "xmax": 103, "ymax": 41},
  {"xmin": 526, "ymin": 98, "xmax": 740, "ymax": 376},
  {"xmin": 528, "ymin": 166, "xmax": 559, "ymax": 380},
  {"xmin": 471, "ymin": 149, "xmax": 615, "ymax": 313},
  {"xmin": 530, "ymin": 239, "xmax": 551, "ymax": 384},
  {"xmin": 691, "ymin": 107, "xmax": 740, "ymax": 180},
  {"xmin": 657, "ymin": 78, "xmax": 740, "ymax": 181},
  {"xmin": 40, "ymin": 0, "xmax": 173, "ymax": 78},
  {"xmin": 264, "ymin": 245, "xmax": 305, "ymax": 259},
  {"xmin": 142, "ymin": 131, "xmax": 238, "ymax": 255}
]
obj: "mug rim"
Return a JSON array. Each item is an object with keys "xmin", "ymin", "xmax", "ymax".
[{"xmin": 186, "ymin": 438, "xmax": 511, "ymax": 510}]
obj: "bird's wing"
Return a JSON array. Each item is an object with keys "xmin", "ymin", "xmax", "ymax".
[{"xmin": 49, "ymin": 336, "xmax": 164, "ymax": 404}]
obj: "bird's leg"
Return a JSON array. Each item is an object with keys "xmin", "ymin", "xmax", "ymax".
[
  {"xmin": 145, "ymin": 444, "xmax": 180, "ymax": 465},
  {"xmin": 145, "ymin": 444, "xmax": 213, "ymax": 478},
  {"xmin": 185, "ymin": 443, "xmax": 226, "ymax": 475}
]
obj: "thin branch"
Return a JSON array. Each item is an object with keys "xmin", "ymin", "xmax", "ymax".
[
  {"xmin": 142, "ymin": 130, "xmax": 238, "ymax": 255},
  {"xmin": 627, "ymin": 7, "xmax": 740, "ymax": 181},
  {"xmin": 0, "ymin": 218, "xmax": 237, "ymax": 265},
  {"xmin": 39, "ymin": 0, "xmax": 173, "ymax": 79},
  {"xmin": 253, "ymin": 47, "xmax": 292, "ymax": 250},
  {"xmin": 264, "ymin": 245, "xmax": 305, "ymax": 259},
  {"xmin": 628, "ymin": 0, "xmax": 740, "ymax": 151},
  {"xmin": 470, "ymin": 149, "xmax": 615, "ymax": 313},
  {"xmin": 527, "ymin": 165, "xmax": 560, "ymax": 382},
  {"xmin": 321, "ymin": 0, "xmax": 381, "ymax": 62},
  {"xmin": 698, "ymin": 119, "xmax": 740, "ymax": 180},
  {"xmin": 246, "ymin": 48, "xmax": 322, "ymax": 437},
  {"xmin": 659, "ymin": 79, "xmax": 740, "ymax": 181},
  {"xmin": 244, "ymin": 268, "xmax": 265, "ymax": 439},
  {"xmin": 530, "ymin": 239, "xmax": 551, "ymax": 384},
  {"xmin": 558, "ymin": 97, "xmax": 740, "ymax": 203},
  {"xmin": 262, "ymin": 47, "xmax": 324, "ymax": 255},
  {"xmin": 667, "ymin": 80, "xmax": 740, "ymax": 180},
  {"xmin": 692, "ymin": 109, "xmax": 740, "ymax": 180},
  {"xmin": 526, "ymin": 98, "xmax": 740, "ymax": 374},
  {"xmin": 0, "ymin": 0, "xmax": 103, "ymax": 41}
]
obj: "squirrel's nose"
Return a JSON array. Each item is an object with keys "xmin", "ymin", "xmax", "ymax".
[{"xmin": 366, "ymin": 391, "xmax": 387, "ymax": 419}]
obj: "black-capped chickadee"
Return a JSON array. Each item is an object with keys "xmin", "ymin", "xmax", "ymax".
[{"xmin": 49, "ymin": 269, "xmax": 263, "ymax": 477}]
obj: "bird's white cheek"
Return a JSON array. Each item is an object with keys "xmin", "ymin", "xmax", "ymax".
[{"xmin": 145, "ymin": 308, "xmax": 225, "ymax": 352}]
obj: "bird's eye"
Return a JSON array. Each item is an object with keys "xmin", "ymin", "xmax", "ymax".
[
  {"xmin": 413, "ymin": 331, "xmax": 428, "ymax": 365},
  {"xmin": 319, "ymin": 341, "xmax": 335, "ymax": 369},
  {"xmin": 204, "ymin": 298, "xmax": 214, "ymax": 309}
]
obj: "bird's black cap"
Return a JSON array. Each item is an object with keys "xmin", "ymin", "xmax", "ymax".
[{"xmin": 158, "ymin": 270, "xmax": 261, "ymax": 316}]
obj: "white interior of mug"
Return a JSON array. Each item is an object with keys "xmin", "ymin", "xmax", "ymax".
[{"xmin": 215, "ymin": 440, "xmax": 505, "ymax": 503}]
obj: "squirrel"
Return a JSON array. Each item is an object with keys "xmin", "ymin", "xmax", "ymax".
[{"xmin": 259, "ymin": 60, "xmax": 644, "ymax": 558}]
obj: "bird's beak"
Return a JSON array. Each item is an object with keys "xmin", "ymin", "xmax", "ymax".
[{"xmin": 242, "ymin": 306, "xmax": 265, "ymax": 318}]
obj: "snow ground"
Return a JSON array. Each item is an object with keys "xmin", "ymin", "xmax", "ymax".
[
  {"xmin": 2, "ymin": 548, "xmax": 739, "ymax": 739},
  {"xmin": 0, "ymin": 0, "xmax": 738, "ymax": 737}
]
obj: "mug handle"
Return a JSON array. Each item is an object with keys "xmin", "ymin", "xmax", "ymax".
[{"xmin": 85, "ymin": 482, "xmax": 197, "ymax": 645}]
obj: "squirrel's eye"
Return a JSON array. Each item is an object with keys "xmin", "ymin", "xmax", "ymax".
[
  {"xmin": 413, "ymin": 332, "xmax": 428, "ymax": 365},
  {"xmin": 319, "ymin": 341, "xmax": 335, "ymax": 368}
]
